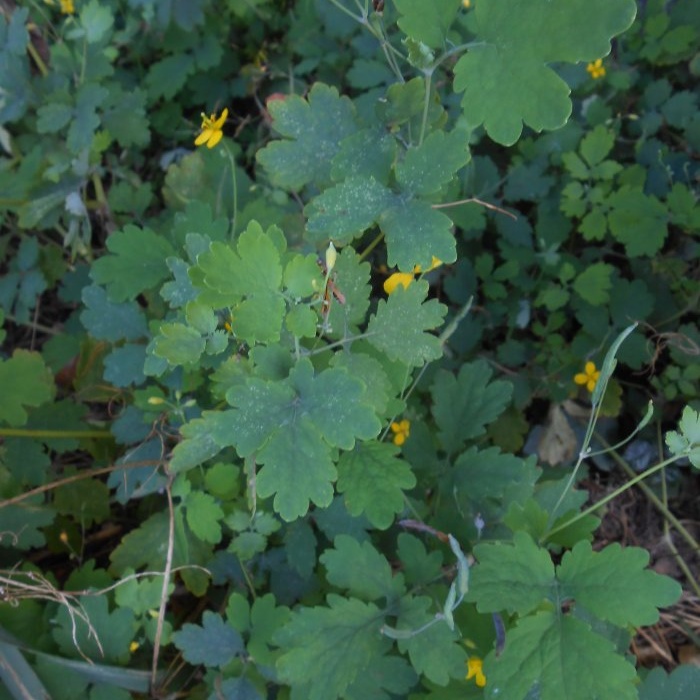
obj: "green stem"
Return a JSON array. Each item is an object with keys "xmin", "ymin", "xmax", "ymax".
[
  {"xmin": 222, "ymin": 141, "xmax": 238, "ymax": 237},
  {"xmin": 25, "ymin": 41, "xmax": 49, "ymax": 78},
  {"xmin": 418, "ymin": 70, "xmax": 433, "ymax": 147},
  {"xmin": 544, "ymin": 456, "xmax": 680, "ymax": 540},
  {"xmin": 601, "ymin": 431, "xmax": 700, "ymax": 595},
  {"xmin": 327, "ymin": 0, "xmax": 362, "ymax": 22},
  {"xmin": 0, "ymin": 428, "xmax": 112, "ymax": 439},
  {"xmin": 358, "ymin": 230, "xmax": 385, "ymax": 261}
]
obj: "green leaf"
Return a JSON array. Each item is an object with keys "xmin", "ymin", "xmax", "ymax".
[
  {"xmin": 151, "ymin": 324, "xmax": 204, "ymax": 369},
  {"xmin": 90, "ymin": 225, "xmax": 174, "ymax": 302},
  {"xmin": 80, "ymin": 285, "xmax": 148, "ymax": 341},
  {"xmin": 330, "ymin": 352, "xmax": 392, "ymax": 415},
  {"xmin": 0, "ymin": 504, "xmax": 55, "ymax": 549},
  {"xmin": 170, "ymin": 416, "xmax": 224, "ymax": 472},
  {"xmin": 483, "ymin": 612, "xmax": 637, "ymax": 700},
  {"xmin": 345, "ymin": 655, "xmax": 417, "ymax": 700},
  {"xmin": 36, "ymin": 101, "xmax": 73, "ymax": 134},
  {"xmin": 397, "ymin": 533, "xmax": 444, "ymax": 587},
  {"xmin": 275, "ymin": 595, "xmax": 388, "ymax": 700},
  {"xmin": 305, "ymin": 176, "xmax": 394, "ymax": 245},
  {"xmin": 145, "ymin": 54, "xmax": 195, "ymax": 101},
  {"xmin": 185, "ymin": 492, "xmax": 224, "ymax": 544},
  {"xmin": 245, "ymin": 594, "xmax": 291, "ymax": 667},
  {"xmin": 320, "ymin": 535, "xmax": 400, "ymax": 600},
  {"xmin": 195, "ymin": 222, "xmax": 285, "ymax": 344},
  {"xmin": 337, "ymin": 442, "xmax": 416, "ymax": 529},
  {"xmin": 453, "ymin": 0, "xmax": 637, "ymax": 144},
  {"xmin": 114, "ymin": 569, "xmax": 172, "ymax": 617},
  {"xmin": 68, "ymin": 83, "xmax": 108, "ymax": 153},
  {"xmin": 610, "ymin": 278, "xmax": 654, "ymax": 326},
  {"xmin": 396, "ymin": 129, "xmax": 470, "ymax": 196},
  {"xmin": 283, "ymin": 253, "xmax": 323, "ymax": 298},
  {"xmin": 256, "ymin": 83, "xmax": 358, "ymax": 190},
  {"xmin": 216, "ymin": 360, "xmax": 379, "ymax": 520},
  {"xmin": 286, "ymin": 304, "xmax": 317, "ymax": 338},
  {"xmin": 666, "ymin": 183, "xmax": 700, "ymax": 232},
  {"xmin": 54, "ymin": 477, "xmax": 110, "ymax": 527},
  {"xmin": 80, "ymin": 0, "xmax": 114, "ymax": 43},
  {"xmin": 607, "ymin": 187, "xmax": 668, "ymax": 256},
  {"xmin": 380, "ymin": 198, "xmax": 458, "ymax": 271},
  {"xmin": 678, "ymin": 406, "xmax": 700, "ymax": 445},
  {"xmin": 394, "ymin": 0, "xmax": 462, "ymax": 49},
  {"xmin": 53, "ymin": 596, "xmax": 134, "ymax": 663},
  {"xmin": 557, "ymin": 541, "xmax": 681, "ymax": 626},
  {"xmin": 639, "ymin": 665, "xmax": 700, "ymax": 700},
  {"xmin": 395, "ymin": 596, "xmax": 467, "ymax": 684},
  {"xmin": 367, "ymin": 281, "xmax": 446, "ymax": 367},
  {"xmin": 579, "ymin": 125, "xmax": 616, "ymax": 166},
  {"xmin": 331, "ymin": 127, "xmax": 397, "ymax": 183},
  {"xmin": 172, "ymin": 611, "xmax": 244, "ymax": 668},
  {"xmin": 102, "ymin": 87, "xmax": 150, "ymax": 148},
  {"xmin": 573, "ymin": 262, "xmax": 614, "ymax": 305},
  {"xmin": 430, "ymin": 360, "xmax": 513, "ymax": 454},
  {"xmin": 0, "ymin": 350, "xmax": 55, "ymax": 426},
  {"xmin": 469, "ymin": 532, "xmax": 556, "ymax": 615}
]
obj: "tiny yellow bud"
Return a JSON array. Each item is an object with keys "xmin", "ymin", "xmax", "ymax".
[
  {"xmin": 129, "ymin": 641, "xmax": 140, "ymax": 653},
  {"xmin": 147, "ymin": 396, "xmax": 165, "ymax": 405},
  {"xmin": 59, "ymin": 531, "xmax": 69, "ymax": 544},
  {"xmin": 325, "ymin": 242, "xmax": 337, "ymax": 272}
]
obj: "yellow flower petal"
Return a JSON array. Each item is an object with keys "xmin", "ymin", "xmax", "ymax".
[
  {"xmin": 195, "ymin": 108, "xmax": 228, "ymax": 148},
  {"xmin": 206, "ymin": 129, "xmax": 224, "ymax": 148},
  {"xmin": 213, "ymin": 108, "xmax": 229, "ymax": 128},
  {"xmin": 574, "ymin": 360, "xmax": 601, "ymax": 393},
  {"xmin": 466, "ymin": 657, "xmax": 486, "ymax": 687},
  {"xmin": 390, "ymin": 419, "xmax": 410, "ymax": 446},
  {"xmin": 383, "ymin": 272, "xmax": 415, "ymax": 295},
  {"xmin": 195, "ymin": 129, "xmax": 214, "ymax": 146}
]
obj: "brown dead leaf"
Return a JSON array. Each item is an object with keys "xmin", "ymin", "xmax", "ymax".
[{"xmin": 538, "ymin": 403, "xmax": 578, "ymax": 466}]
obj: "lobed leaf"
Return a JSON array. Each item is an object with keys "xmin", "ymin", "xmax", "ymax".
[
  {"xmin": 257, "ymin": 83, "xmax": 358, "ymax": 190},
  {"xmin": 320, "ymin": 535, "xmax": 400, "ymax": 601},
  {"xmin": 337, "ymin": 442, "xmax": 416, "ymax": 529},
  {"xmin": 453, "ymin": 0, "xmax": 637, "ymax": 145},
  {"xmin": 469, "ymin": 532, "xmax": 556, "ymax": 615},
  {"xmin": 558, "ymin": 541, "xmax": 681, "ymax": 626},
  {"xmin": 367, "ymin": 281, "xmax": 447, "ymax": 367},
  {"xmin": 0, "ymin": 350, "xmax": 55, "ymax": 426},
  {"xmin": 90, "ymin": 225, "xmax": 174, "ymax": 302},
  {"xmin": 431, "ymin": 360, "xmax": 513, "ymax": 454},
  {"xmin": 275, "ymin": 595, "xmax": 388, "ymax": 700},
  {"xmin": 172, "ymin": 611, "xmax": 244, "ymax": 668},
  {"xmin": 483, "ymin": 612, "xmax": 637, "ymax": 700}
]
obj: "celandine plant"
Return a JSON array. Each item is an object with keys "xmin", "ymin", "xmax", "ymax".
[{"xmin": 0, "ymin": 1, "xmax": 699, "ymax": 699}]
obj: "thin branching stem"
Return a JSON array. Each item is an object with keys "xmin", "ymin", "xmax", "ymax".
[{"xmin": 151, "ymin": 471, "xmax": 176, "ymax": 689}]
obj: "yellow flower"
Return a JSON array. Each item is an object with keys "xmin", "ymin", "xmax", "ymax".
[
  {"xmin": 574, "ymin": 361, "xmax": 601, "ymax": 393},
  {"xmin": 414, "ymin": 257, "xmax": 443, "ymax": 274},
  {"xmin": 194, "ymin": 108, "xmax": 228, "ymax": 149},
  {"xmin": 390, "ymin": 419, "xmax": 410, "ymax": 446},
  {"xmin": 384, "ymin": 272, "xmax": 415, "ymax": 295},
  {"xmin": 129, "ymin": 641, "xmax": 140, "ymax": 653},
  {"xmin": 462, "ymin": 0, "xmax": 471, "ymax": 8},
  {"xmin": 466, "ymin": 656, "xmax": 486, "ymax": 687},
  {"xmin": 586, "ymin": 59, "xmax": 606, "ymax": 79},
  {"xmin": 384, "ymin": 258, "xmax": 442, "ymax": 295},
  {"xmin": 60, "ymin": 0, "xmax": 75, "ymax": 13}
]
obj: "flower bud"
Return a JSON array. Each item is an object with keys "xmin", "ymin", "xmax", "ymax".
[{"xmin": 325, "ymin": 242, "xmax": 337, "ymax": 272}]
